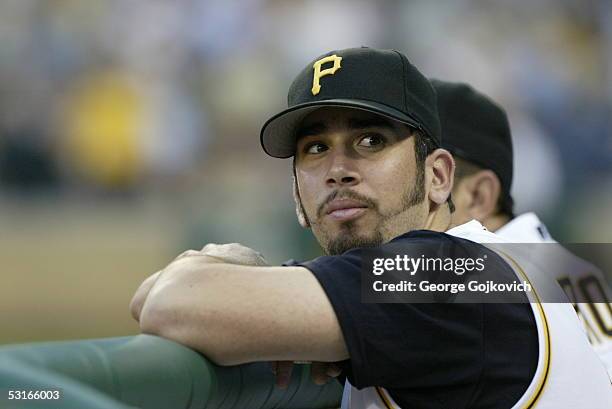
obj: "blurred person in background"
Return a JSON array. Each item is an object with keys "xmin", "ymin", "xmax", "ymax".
[
  {"xmin": 60, "ymin": 69, "xmax": 144, "ymax": 191},
  {"xmin": 434, "ymin": 79, "xmax": 612, "ymax": 377},
  {"xmin": 0, "ymin": 120, "xmax": 60, "ymax": 194}
]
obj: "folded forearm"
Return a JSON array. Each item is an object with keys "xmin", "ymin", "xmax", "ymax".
[{"xmin": 137, "ymin": 260, "xmax": 348, "ymax": 365}]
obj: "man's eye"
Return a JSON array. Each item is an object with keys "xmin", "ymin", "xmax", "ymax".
[
  {"xmin": 306, "ymin": 143, "xmax": 328, "ymax": 154},
  {"xmin": 357, "ymin": 134, "xmax": 385, "ymax": 148}
]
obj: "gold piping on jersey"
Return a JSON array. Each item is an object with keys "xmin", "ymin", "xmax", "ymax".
[
  {"xmin": 498, "ymin": 251, "xmax": 551, "ymax": 409},
  {"xmin": 370, "ymin": 251, "xmax": 552, "ymax": 409},
  {"xmin": 375, "ymin": 386, "xmax": 396, "ymax": 409}
]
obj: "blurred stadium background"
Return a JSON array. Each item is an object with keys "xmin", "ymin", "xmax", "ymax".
[{"xmin": 1, "ymin": 0, "xmax": 611, "ymax": 344}]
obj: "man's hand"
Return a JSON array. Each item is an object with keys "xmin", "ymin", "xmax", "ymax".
[
  {"xmin": 200, "ymin": 243, "xmax": 268, "ymax": 266},
  {"xmin": 130, "ymin": 252, "xmax": 217, "ymax": 322},
  {"xmin": 272, "ymin": 361, "xmax": 342, "ymax": 389},
  {"xmin": 130, "ymin": 271, "xmax": 161, "ymax": 322},
  {"xmin": 130, "ymin": 243, "xmax": 267, "ymax": 322}
]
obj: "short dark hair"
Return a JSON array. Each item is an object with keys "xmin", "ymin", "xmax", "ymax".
[{"xmin": 453, "ymin": 157, "xmax": 511, "ymax": 217}]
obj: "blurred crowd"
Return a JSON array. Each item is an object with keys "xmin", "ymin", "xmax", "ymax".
[{"xmin": 1, "ymin": 0, "xmax": 611, "ymax": 253}]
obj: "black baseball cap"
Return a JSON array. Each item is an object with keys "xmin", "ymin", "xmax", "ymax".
[
  {"xmin": 260, "ymin": 47, "xmax": 441, "ymax": 158},
  {"xmin": 431, "ymin": 79, "xmax": 514, "ymax": 215}
]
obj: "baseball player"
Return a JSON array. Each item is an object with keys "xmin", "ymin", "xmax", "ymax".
[
  {"xmin": 130, "ymin": 48, "xmax": 611, "ymax": 408},
  {"xmin": 432, "ymin": 79, "xmax": 612, "ymax": 376}
]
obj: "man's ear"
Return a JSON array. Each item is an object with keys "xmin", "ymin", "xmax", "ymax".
[
  {"xmin": 292, "ymin": 173, "xmax": 310, "ymax": 228},
  {"xmin": 469, "ymin": 170, "xmax": 502, "ymax": 220},
  {"xmin": 426, "ymin": 148, "xmax": 454, "ymax": 206}
]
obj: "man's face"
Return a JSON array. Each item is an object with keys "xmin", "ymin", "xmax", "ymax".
[{"xmin": 294, "ymin": 107, "xmax": 428, "ymax": 255}]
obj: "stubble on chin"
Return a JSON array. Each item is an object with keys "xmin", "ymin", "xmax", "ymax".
[{"xmin": 320, "ymin": 219, "xmax": 384, "ymax": 256}]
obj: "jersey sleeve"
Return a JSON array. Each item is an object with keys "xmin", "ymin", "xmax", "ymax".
[
  {"xmin": 298, "ymin": 234, "xmax": 486, "ymax": 391},
  {"xmin": 298, "ymin": 231, "xmax": 538, "ymax": 408}
]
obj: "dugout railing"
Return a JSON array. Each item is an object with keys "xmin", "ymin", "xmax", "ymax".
[{"xmin": 0, "ymin": 334, "xmax": 342, "ymax": 409}]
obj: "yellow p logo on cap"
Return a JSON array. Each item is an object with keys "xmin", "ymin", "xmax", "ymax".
[{"xmin": 311, "ymin": 55, "xmax": 342, "ymax": 95}]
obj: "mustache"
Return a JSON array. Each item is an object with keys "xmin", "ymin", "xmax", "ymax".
[{"xmin": 317, "ymin": 189, "xmax": 378, "ymax": 218}]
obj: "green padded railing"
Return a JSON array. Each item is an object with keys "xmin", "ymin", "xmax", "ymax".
[
  {"xmin": 0, "ymin": 335, "xmax": 342, "ymax": 409},
  {"xmin": 0, "ymin": 359, "xmax": 133, "ymax": 409}
]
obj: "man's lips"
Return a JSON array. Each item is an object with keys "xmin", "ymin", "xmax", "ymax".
[{"xmin": 325, "ymin": 199, "xmax": 369, "ymax": 221}]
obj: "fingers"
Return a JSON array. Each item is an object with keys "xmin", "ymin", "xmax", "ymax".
[
  {"xmin": 200, "ymin": 243, "xmax": 268, "ymax": 266},
  {"xmin": 271, "ymin": 361, "xmax": 342, "ymax": 388},
  {"xmin": 272, "ymin": 361, "xmax": 293, "ymax": 389},
  {"xmin": 129, "ymin": 271, "xmax": 162, "ymax": 322},
  {"xmin": 172, "ymin": 249, "xmax": 224, "ymax": 265},
  {"xmin": 169, "ymin": 243, "xmax": 269, "ymax": 268},
  {"xmin": 174, "ymin": 249, "xmax": 202, "ymax": 261},
  {"xmin": 326, "ymin": 362, "xmax": 342, "ymax": 377},
  {"xmin": 310, "ymin": 362, "xmax": 329, "ymax": 385},
  {"xmin": 310, "ymin": 362, "xmax": 342, "ymax": 385}
]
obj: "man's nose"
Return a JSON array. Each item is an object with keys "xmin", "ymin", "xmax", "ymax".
[{"xmin": 325, "ymin": 151, "xmax": 361, "ymax": 187}]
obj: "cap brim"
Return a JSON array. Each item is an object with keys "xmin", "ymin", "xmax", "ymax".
[{"xmin": 260, "ymin": 99, "xmax": 422, "ymax": 158}]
